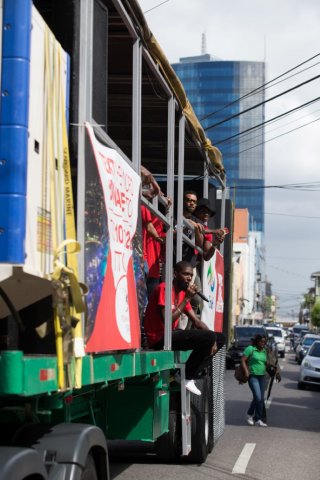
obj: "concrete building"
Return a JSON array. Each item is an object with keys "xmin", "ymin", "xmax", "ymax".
[{"xmin": 232, "ymin": 209, "xmax": 265, "ymax": 325}]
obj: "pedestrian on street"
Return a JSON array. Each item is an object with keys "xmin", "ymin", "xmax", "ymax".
[{"xmin": 241, "ymin": 334, "xmax": 269, "ymax": 427}]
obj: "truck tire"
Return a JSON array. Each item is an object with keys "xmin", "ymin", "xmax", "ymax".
[
  {"xmin": 187, "ymin": 376, "xmax": 210, "ymax": 463},
  {"xmin": 81, "ymin": 454, "xmax": 98, "ymax": 480},
  {"xmin": 155, "ymin": 392, "xmax": 181, "ymax": 462}
]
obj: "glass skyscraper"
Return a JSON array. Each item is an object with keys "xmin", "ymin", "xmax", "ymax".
[{"xmin": 172, "ymin": 54, "xmax": 265, "ymax": 232}]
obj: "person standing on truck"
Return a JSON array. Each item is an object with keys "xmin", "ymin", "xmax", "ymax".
[
  {"xmin": 191, "ymin": 198, "xmax": 226, "ymax": 316},
  {"xmin": 181, "ymin": 191, "xmax": 204, "ymax": 266},
  {"xmin": 141, "ymin": 205, "xmax": 166, "ymax": 297},
  {"xmin": 144, "ymin": 260, "xmax": 225, "ymax": 396},
  {"xmin": 180, "ymin": 191, "xmax": 205, "ymax": 315},
  {"xmin": 194, "ymin": 198, "xmax": 226, "ymax": 262}
]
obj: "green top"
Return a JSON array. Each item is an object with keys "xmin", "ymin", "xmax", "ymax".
[{"xmin": 243, "ymin": 345, "xmax": 267, "ymax": 375}]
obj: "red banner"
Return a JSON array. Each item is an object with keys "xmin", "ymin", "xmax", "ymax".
[{"xmin": 85, "ymin": 123, "xmax": 141, "ymax": 352}]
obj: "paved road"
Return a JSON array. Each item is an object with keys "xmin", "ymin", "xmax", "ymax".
[{"xmin": 109, "ymin": 351, "xmax": 320, "ymax": 480}]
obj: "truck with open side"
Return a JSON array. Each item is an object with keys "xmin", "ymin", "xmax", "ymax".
[{"xmin": 0, "ymin": 1, "xmax": 228, "ymax": 478}]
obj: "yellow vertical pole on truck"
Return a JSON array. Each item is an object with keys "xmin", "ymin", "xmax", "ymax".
[
  {"xmin": 44, "ymin": 28, "xmax": 65, "ymax": 390},
  {"xmin": 58, "ymin": 44, "xmax": 85, "ymax": 389},
  {"xmin": 43, "ymin": 24, "xmax": 85, "ymax": 390}
]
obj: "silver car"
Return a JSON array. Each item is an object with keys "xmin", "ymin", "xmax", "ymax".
[
  {"xmin": 298, "ymin": 340, "xmax": 320, "ymax": 390},
  {"xmin": 295, "ymin": 334, "xmax": 320, "ymax": 364}
]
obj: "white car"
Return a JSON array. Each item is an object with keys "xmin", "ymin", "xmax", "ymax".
[
  {"xmin": 266, "ymin": 327, "xmax": 286, "ymax": 358},
  {"xmin": 298, "ymin": 340, "xmax": 320, "ymax": 389}
]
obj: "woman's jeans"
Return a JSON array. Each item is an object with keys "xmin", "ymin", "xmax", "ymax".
[{"xmin": 247, "ymin": 375, "xmax": 266, "ymax": 421}]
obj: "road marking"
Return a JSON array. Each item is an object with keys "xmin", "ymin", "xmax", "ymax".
[
  {"xmin": 232, "ymin": 443, "xmax": 256, "ymax": 474},
  {"xmin": 271, "ymin": 401, "xmax": 309, "ymax": 409}
]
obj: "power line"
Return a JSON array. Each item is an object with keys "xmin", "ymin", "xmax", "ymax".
[
  {"xmin": 200, "ymin": 52, "xmax": 320, "ymax": 122},
  {"xmin": 228, "ymin": 181, "xmax": 320, "ymax": 191},
  {"xmin": 214, "ymin": 96, "xmax": 320, "ymax": 145},
  {"xmin": 274, "ymin": 293, "xmax": 304, "ymax": 297},
  {"xmin": 143, "ymin": 0, "xmax": 170, "ymax": 14},
  {"xmin": 267, "ymin": 264, "xmax": 309, "ymax": 280},
  {"xmin": 237, "ymin": 115, "xmax": 320, "ymax": 155},
  {"xmin": 265, "ymin": 212, "xmax": 320, "ymax": 219},
  {"xmin": 266, "ymin": 255, "xmax": 319, "ymax": 260},
  {"xmin": 272, "ymin": 289, "xmax": 304, "ymax": 295},
  {"xmin": 204, "ymin": 75, "xmax": 320, "ymax": 131},
  {"xmin": 234, "ymin": 105, "xmax": 320, "ymax": 149}
]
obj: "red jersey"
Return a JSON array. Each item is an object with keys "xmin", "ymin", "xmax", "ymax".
[
  {"xmin": 144, "ymin": 282, "xmax": 192, "ymax": 346},
  {"xmin": 195, "ymin": 224, "xmax": 212, "ymax": 257},
  {"xmin": 203, "ymin": 224, "xmax": 213, "ymax": 243},
  {"xmin": 141, "ymin": 206, "xmax": 164, "ymax": 278}
]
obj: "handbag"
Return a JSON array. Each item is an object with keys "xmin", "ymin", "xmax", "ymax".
[
  {"xmin": 234, "ymin": 364, "xmax": 248, "ymax": 384},
  {"xmin": 234, "ymin": 350, "xmax": 252, "ymax": 384}
]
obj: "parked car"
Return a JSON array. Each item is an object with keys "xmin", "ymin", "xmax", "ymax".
[
  {"xmin": 298, "ymin": 340, "xmax": 320, "ymax": 389},
  {"xmin": 292, "ymin": 324, "xmax": 310, "ymax": 350},
  {"xmin": 295, "ymin": 334, "xmax": 320, "ymax": 364},
  {"xmin": 266, "ymin": 326, "xmax": 286, "ymax": 358},
  {"xmin": 226, "ymin": 325, "xmax": 278, "ymax": 369}
]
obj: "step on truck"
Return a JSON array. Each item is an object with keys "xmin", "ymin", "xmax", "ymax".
[{"xmin": 0, "ymin": 1, "xmax": 228, "ymax": 478}]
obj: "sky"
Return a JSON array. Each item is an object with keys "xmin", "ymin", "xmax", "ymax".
[{"xmin": 139, "ymin": 0, "xmax": 320, "ymax": 320}]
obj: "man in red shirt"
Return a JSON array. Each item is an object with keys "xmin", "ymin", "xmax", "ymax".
[{"xmin": 144, "ymin": 260, "xmax": 225, "ymax": 395}]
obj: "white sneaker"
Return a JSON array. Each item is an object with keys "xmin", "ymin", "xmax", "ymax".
[
  {"xmin": 185, "ymin": 379, "xmax": 201, "ymax": 396},
  {"xmin": 255, "ymin": 419, "xmax": 267, "ymax": 427},
  {"xmin": 247, "ymin": 415, "xmax": 254, "ymax": 426}
]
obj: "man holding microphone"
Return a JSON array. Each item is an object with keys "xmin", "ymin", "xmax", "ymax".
[{"xmin": 144, "ymin": 260, "xmax": 225, "ymax": 395}]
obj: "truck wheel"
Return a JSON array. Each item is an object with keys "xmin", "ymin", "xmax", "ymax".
[
  {"xmin": 81, "ymin": 453, "xmax": 98, "ymax": 480},
  {"xmin": 155, "ymin": 392, "xmax": 181, "ymax": 462},
  {"xmin": 187, "ymin": 376, "xmax": 209, "ymax": 463}
]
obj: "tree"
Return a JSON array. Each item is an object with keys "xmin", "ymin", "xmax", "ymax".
[
  {"xmin": 303, "ymin": 292, "xmax": 315, "ymax": 309},
  {"xmin": 262, "ymin": 296, "xmax": 272, "ymax": 318},
  {"xmin": 311, "ymin": 303, "xmax": 320, "ymax": 328}
]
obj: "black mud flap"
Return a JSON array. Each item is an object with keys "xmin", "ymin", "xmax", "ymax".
[{"xmin": 186, "ymin": 374, "xmax": 210, "ymax": 464}]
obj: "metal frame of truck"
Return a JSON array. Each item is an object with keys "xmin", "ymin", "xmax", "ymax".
[{"xmin": 0, "ymin": 1, "xmax": 227, "ymax": 478}]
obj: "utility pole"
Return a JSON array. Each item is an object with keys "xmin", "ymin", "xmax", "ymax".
[{"xmin": 271, "ymin": 295, "xmax": 276, "ymax": 323}]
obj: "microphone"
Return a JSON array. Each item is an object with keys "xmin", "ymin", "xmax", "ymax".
[
  {"xmin": 197, "ymin": 291, "xmax": 209, "ymax": 302},
  {"xmin": 186, "ymin": 283, "xmax": 209, "ymax": 302}
]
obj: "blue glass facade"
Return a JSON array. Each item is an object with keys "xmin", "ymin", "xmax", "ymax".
[{"xmin": 173, "ymin": 56, "xmax": 265, "ymax": 232}]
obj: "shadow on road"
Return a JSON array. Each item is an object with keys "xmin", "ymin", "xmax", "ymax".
[{"xmin": 108, "ymin": 442, "xmax": 158, "ymax": 480}]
